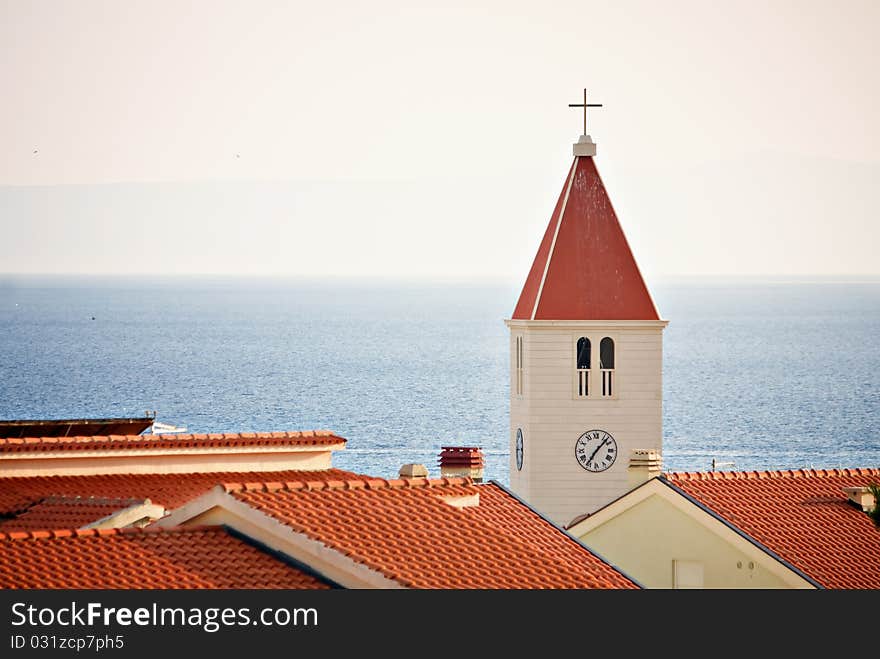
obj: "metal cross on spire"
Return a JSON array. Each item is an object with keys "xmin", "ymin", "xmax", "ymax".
[{"xmin": 568, "ymin": 88, "xmax": 602, "ymax": 135}]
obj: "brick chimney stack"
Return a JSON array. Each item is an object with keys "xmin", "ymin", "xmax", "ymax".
[{"xmin": 439, "ymin": 447, "xmax": 485, "ymax": 483}]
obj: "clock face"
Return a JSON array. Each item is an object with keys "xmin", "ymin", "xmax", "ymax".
[
  {"xmin": 515, "ymin": 428, "xmax": 524, "ymax": 471},
  {"xmin": 575, "ymin": 429, "xmax": 617, "ymax": 472}
]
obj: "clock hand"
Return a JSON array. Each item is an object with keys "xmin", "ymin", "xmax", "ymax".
[{"xmin": 587, "ymin": 438, "xmax": 609, "ymax": 464}]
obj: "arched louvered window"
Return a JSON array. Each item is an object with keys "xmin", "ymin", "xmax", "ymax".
[
  {"xmin": 600, "ymin": 337, "xmax": 615, "ymax": 397},
  {"xmin": 576, "ymin": 337, "xmax": 591, "ymax": 398}
]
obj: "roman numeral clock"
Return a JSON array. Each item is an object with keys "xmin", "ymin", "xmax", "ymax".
[{"xmin": 575, "ymin": 430, "xmax": 618, "ymax": 472}]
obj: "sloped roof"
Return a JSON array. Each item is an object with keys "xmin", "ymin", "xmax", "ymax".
[
  {"xmin": 0, "ymin": 469, "xmax": 362, "ymax": 516},
  {"xmin": 0, "ymin": 526, "xmax": 332, "ymax": 589},
  {"xmin": 512, "ymin": 156, "xmax": 659, "ymax": 321},
  {"xmin": 0, "ymin": 430, "xmax": 345, "ymax": 453},
  {"xmin": 666, "ymin": 468, "xmax": 880, "ymax": 589},
  {"xmin": 0, "ymin": 417, "xmax": 154, "ymax": 439},
  {"xmin": 0, "ymin": 496, "xmax": 147, "ymax": 532},
  {"xmin": 222, "ymin": 477, "xmax": 638, "ymax": 589}
]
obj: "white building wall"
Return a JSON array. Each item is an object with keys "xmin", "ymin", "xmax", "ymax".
[{"xmin": 508, "ymin": 320, "xmax": 666, "ymax": 527}]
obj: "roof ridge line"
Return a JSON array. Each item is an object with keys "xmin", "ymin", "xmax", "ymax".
[
  {"xmin": 0, "ymin": 524, "xmax": 222, "ymax": 541},
  {"xmin": 0, "ymin": 468, "xmax": 362, "ymax": 485},
  {"xmin": 531, "ymin": 157, "xmax": 578, "ymax": 320},
  {"xmin": 666, "ymin": 467, "xmax": 880, "ymax": 481},
  {"xmin": 36, "ymin": 495, "xmax": 148, "ymax": 505},
  {"xmin": 222, "ymin": 476, "xmax": 474, "ymax": 494},
  {"xmin": 0, "ymin": 429, "xmax": 339, "ymax": 444},
  {"xmin": 0, "ymin": 431, "xmax": 348, "ymax": 455}
]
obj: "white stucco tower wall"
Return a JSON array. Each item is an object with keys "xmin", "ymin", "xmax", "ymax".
[{"xmin": 507, "ymin": 319, "xmax": 666, "ymax": 526}]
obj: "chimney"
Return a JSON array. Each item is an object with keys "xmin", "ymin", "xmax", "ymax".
[
  {"xmin": 842, "ymin": 486, "xmax": 877, "ymax": 512},
  {"xmin": 440, "ymin": 493, "xmax": 480, "ymax": 509},
  {"xmin": 628, "ymin": 449, "xmax": 663, "ymax": 490},
  {"xmin": 439, "ymin": 447, "xmax": 485, "ymax": 483},
  {"xmin": 399, "ymin": 463, "xmax": 429, "ymax": 479}
]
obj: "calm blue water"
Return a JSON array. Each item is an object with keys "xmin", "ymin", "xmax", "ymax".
[{"xmin": 0, "ymin": 276, "xmax": 877, "ymax": 482}]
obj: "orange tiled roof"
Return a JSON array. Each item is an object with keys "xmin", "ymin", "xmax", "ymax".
[
  {"xmin": 0, "ymin": 526, "xmax": 333, "ymax": 589},
  {"xmin": 0, "ymin": 469, "xmax": 362, "ymax": 516},
  {"xmin": 666, "ymin": 468, "xmax": 880, "ymax": 589},
  {"xmin": 223, "ymin": 477, "xmax": 638, "ymax": 589},
  {"xmin": 0, "ymin": 496, "xmax": 147, "ymax": 532},
  {"xmin": 0, "ymin": 430, "xmax": 345, "ymax": 453},
  {"xmin": 512, "ymin": 156, "xmax": 659, "ymax": 321}
]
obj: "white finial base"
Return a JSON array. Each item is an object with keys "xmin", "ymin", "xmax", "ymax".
[{"xmin": 573, "ymin": 134, "xmax": 597, "ymax": 157}]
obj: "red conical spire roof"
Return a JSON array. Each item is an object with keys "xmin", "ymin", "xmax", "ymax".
[{"xmin": 512, "ymin": 155, "xmax": 659, "ymax": 321}]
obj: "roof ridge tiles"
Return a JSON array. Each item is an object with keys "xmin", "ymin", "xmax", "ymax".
[
  {"xmin": 222, "ymin": 475, "xmax": 475, "ymax": 495},
  {"xmin": 37, "ymin": 495, "xmax": 147, "ymax": 506},
  {"xmin": 667, "ymin": 467, "xmax": 880, "ymax": 482},
  {"xmin": 0, "ymin": 431, "xmax": 347, "ymax": 453},
  {"xmin": 0, "ymin": 430, "xmax": 342, "ymax": 444},
  {"xmin": 0, "ymin": 524, "xmax": 222, "ymax": 541}
]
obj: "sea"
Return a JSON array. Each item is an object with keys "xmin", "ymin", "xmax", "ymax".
[{"xmin": 0, "ymin": 276, "xmax": 878, "ymax": 483}]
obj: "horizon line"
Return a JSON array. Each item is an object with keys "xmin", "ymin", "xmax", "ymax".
[{"xmin": 1, "ymin": 272, "xmax": 880, "ymax": 284}]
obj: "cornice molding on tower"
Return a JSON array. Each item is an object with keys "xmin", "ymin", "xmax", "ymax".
[{"xmin": 504, "ymin": 319, "xmax": 669, "ymax": 329}]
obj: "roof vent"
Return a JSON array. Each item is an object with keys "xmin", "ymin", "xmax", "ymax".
[
  {"xmin": 439, "ymin": 447, "xmax": 484, "ymax": 483},
  {"xmin": 399, "ymin": 463, "xmax": 429, "ymax": 478},
  {"xmin": 843, "ymin": 486, "xmax": 877, "ymax": 512}
]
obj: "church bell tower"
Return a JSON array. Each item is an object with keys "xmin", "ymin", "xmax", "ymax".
[{"xmin": 506, "ymin": 91, "xmax": 668, "ymax": 527}]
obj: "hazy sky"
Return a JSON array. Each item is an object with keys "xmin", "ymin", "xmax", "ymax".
[{"xmin": 1, "ymin": 0, "xmax": 878, "ymax": 279}]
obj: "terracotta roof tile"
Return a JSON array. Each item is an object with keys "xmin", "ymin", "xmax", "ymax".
[
  {"xmin": 0, "ymin": 430, "xmax": 345, "ymax": 453},
  {"xmin": 666, "ymin": 468, "xmax": 880, "ymax": 589},
  {"xmin": 0, "ymin": 526, "xmax": 332, "ymax": 589},
  {"xmin": 224, "ymin": 478, "xmax": 637, "ymax": 589},
  {"xmin": 0, "ymin": 469, "xmax": 363, "ymax": 516},
  {"xmin": 512, "ymin": 156, "xmax": 659, "ymax": 321},
  {"xmin": 0, "ymin": 496, "xmax": 148, "ymax": 532}
]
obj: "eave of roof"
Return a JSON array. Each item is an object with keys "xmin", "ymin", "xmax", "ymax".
[
  {"xmin": 0, "ymin": 468, "xmax": 365, "ymax": 515},
  {"xmin": 0, "ymin": 417, "xmax": 155, "ymax": 439},
  {"xmin": 0, "ymin": 525, "xmax": 336, "ymax": 589},
  {"xmin": 0, "ymin": 496, "xmax": 151, "ymax": 533},
  {"xmin": 0, "ymin": 430, "xmax": 346, "ymax": 454}
]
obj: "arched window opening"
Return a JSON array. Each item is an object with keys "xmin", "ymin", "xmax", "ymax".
[
  {"xmin": 576, "ymin": 337, "xmax": 591, "ymax": 397},
  {"xmin": 600, "ymin": 337, "xmax": 615, "ymax": 397}
]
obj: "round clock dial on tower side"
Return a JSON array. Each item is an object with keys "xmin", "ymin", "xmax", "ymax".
[
  {"xmin": 575, "ymin": 429, "xmax": 617, "ymax": 473},
  {"xmin": 515, "ymin": 428, "xmax": 524, "ymax": 471}
]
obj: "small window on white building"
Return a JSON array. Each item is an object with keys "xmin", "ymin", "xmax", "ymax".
[
  {"xmin": 600, "ymin": 337, "xmax": 615, "ymax": 398},
  {"xmin": 673, "ymin": 560, "xmax": 704, "ymax": 589},
  {"xmin": 515, "ymin": 335, "xmax": 524, "ymax": 396},
  {"xmin": 576, "ymin": 337, "xmax": 591, "ymax": 398}
]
